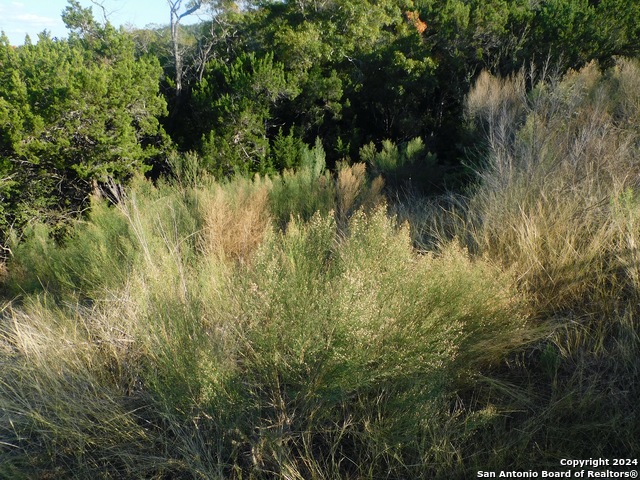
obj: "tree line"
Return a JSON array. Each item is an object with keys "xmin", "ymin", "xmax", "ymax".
[{"xmin": 1, "ymin": 0, "xmax": 639, "ymax": 242}]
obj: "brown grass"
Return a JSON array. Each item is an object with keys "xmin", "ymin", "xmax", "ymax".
[
  {"xmin": 198, "ymin": 177, "xmax": 272, "ymax": 263},
  {"xmin": 335, "ymin": 163, "xmax": 384, "ymax": 226},
  {"xmin": 459, "ymin": 60, "xmax": 640, "ymax": 316}
]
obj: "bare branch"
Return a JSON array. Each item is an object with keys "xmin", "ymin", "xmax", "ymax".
[
  {"xmin": 88, "ymin": 0, "xmax": 109, "ymax": 24},
  {"xmin": 179, "ymin": 1, "xmax": 203, "ymax": 20}
]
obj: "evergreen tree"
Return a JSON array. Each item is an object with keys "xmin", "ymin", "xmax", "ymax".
[{"xmin": 0, "ymin": 4, "xmax": 168, "ymax": 237}]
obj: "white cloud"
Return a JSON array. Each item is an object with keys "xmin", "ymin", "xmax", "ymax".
[
  {"xmin": 15, "ymin": 13, "xmax": 58, "ymax": 27},
  {"xmin": 0, "ymin": 2, "xmax": 67, "ymax": 45}
]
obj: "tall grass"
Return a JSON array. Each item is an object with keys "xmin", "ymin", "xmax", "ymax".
[
  {"xmin": 0, "ymin": 151, "xmax": 531, "ymax": 477},
  {"xmin": 464, "ymin": 60, "xmax": 640, "ymax": 316},
  {"xmin": 415, "ymin": 58, "xmax": 640, "ymax": 467}
]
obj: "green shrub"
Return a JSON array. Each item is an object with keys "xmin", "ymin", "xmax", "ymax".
[
  {"xmin": 7, "ymin": 199, "xmax": 137, "ymax": 299},
  {"xmin": 360, "ymin": 137, "xmax": 440, "ymax": 192},
  {"xmin": 268, "ymin": 138, "xmax": 336, "ymax": 227},
  {"xmin": 199, "ymin": 207, "xmax": 527, "ymax": 477}
]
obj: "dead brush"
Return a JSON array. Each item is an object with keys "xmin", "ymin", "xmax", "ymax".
[
  {"xmin": 198, "ymin": 177, "xmax": 272, "ymax": 263},
  {"xmin": 336, "ymin": 162, "xmax": 384, "ymax": 229},
  {"xmin": 461, "ymin": 60, "xmax": 640, "ymax": 317}
]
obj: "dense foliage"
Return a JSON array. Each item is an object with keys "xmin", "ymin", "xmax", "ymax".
[
  {"xmin": 1, "ymin": 0, "xmax": 639, "ymax": 236},
  {"xmin": 168, "ymin": 0, "xmax": 640, "ymax": 172},
  {"xmin": 0, "ymin": 3, "xmax": 167, "ymax": 237}
]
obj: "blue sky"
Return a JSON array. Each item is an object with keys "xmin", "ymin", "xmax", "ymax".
[{"xmin": 0, "ymin": 0, "xmax": 206, "ymax": 45}]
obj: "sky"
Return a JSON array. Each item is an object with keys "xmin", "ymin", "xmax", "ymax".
[{"xmin": 0, "ymin": 0, "xmax": 206, "ymax": 45}]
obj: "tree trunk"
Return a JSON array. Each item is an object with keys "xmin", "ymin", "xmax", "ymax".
[{"xmin": 168, "ymin": 0, "xmax": 202, "ymax": 99}]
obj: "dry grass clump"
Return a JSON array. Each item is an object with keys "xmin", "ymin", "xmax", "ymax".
[
  {"xmin": 465, "ymin": 69, "xmax": 527, "ymax": 149},
  {"xmin": 195, "ymin": 160, "xmax": 384, "ymax": 264},
  {"xmin": 381, "ymin": 60, "xmax": 640, "ymax": 470},
  {"xmin": 336, "ymin": 162, "xmax": 385, "ymax": 226},
  {"xmin": 198, "ymin": 176, "xmax": 272, "ymax": 263},
  {"xmin": 0, "ymin": 299, "xmax": 173, "ymax": 478},
  {"xmin": 422, "ymin": 58, "xmax": 640, "ymax": 468},
  {"xmin": 457, "ymin": 59, "xmax": 640, "ymax": 316}
]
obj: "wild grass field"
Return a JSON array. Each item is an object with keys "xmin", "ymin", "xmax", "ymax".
[{"xmin": 1, "ymin": 59, "xmax": 639, "ymax": 478}]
